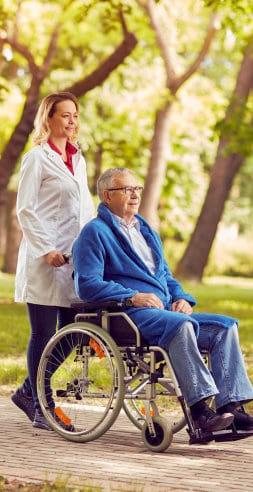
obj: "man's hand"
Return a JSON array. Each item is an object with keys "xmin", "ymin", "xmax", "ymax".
[
  {"xmin": 44, "ymin": 251, "xmax": 66, "ymax": 267},
  {"xmin": 172, "ymin": 299, "xmax": 193, "ymax": 315},
  {"xmin": 131, "ymin": 293, "xmax": 164, "ymax": 309}
]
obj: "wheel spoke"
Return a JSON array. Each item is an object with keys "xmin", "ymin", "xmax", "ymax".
[{"xmin": 37, "ymin": 323, "xmax": 125, "ymax": 442}]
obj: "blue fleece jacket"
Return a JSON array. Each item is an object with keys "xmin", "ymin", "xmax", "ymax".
[{"xmin": 72, "ymin": 203, "xmax": 237, "ymax": 347}]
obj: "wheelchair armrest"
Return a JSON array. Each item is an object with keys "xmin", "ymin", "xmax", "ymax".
[{"xmin": 71, "ymin": 300, "xmax": 125, "ymax": 312}]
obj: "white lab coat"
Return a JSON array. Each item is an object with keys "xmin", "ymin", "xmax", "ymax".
[{"xmin": 15, "ymin": 142, "xmax": 94, "ymax": 307}]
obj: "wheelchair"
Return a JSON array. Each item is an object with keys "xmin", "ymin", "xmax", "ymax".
[{"xmin": 37, "ymin": 301, "xmax": 253, "ymax": 452}]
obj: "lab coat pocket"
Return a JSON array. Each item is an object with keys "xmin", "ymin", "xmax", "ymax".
[{"xmin": 26, "ymin": 255, "xmax": 55, "ymax": 302}]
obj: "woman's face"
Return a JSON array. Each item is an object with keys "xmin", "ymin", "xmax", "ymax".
[{"xmin": 48, "ymin": 99, "xmax": 78, "ymax": 140}]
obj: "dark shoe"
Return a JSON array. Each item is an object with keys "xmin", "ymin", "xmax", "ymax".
[
  {"xmin": 11, "ymin": 387, "xmax": 35, "ymax": 422},
  {"xmin": 32, "ymin": 410, "xmax": 52, "ymax": 431},
  {"xmin": 194, "ymin": 407, "xmax": 234, "ymax": 432},
  {"xmin": 232, "ymin": 408, "xmax": 253, "ymax": 431}
]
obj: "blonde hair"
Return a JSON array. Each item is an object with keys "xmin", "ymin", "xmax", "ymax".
[{"xmin": 33, "ymin": 92, "xmax": 79, "ymax": 145}]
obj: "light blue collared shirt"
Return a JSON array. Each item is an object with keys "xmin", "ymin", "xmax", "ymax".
[{"xmin": 114, "ymin": 215, "xmax": 156, "ymax": 275}]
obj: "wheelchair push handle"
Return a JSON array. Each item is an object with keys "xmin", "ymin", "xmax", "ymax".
[{"xmin": 63, "ymin": 253, "xmax": 72, "ymax": 264}]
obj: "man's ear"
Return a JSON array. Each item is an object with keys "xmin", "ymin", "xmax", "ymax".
[{"xmin": 103, "ymin": 189, "xmax": 110, "ymax": 204}]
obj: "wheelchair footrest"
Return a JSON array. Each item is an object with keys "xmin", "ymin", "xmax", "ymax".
[
  {"xmin": 188, "ymin": 427, "xmax": 253, "ymax": 445},
  {"xmin": 212, "ymin": 429, "xmax": 253, "ymax": 442}
]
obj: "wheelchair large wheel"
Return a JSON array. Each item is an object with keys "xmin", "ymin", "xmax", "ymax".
[
  {"xmin": 123, "ymin": 369, "xmax": 186, "ymax": 434},
  {"xmin": 142, "ymin": 416, "xmax": 173, "ymax": 452},
  {"xmin": 37, "ymin": 322, "xmax": 125, "ymax": 442}
]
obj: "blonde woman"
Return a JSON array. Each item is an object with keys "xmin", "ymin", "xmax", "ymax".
[{"xmin": 12, "ymin": 92, "xmax": 94, "ymax": 430}]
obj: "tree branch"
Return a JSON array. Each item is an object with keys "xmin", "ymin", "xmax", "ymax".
[
  {"xmin": 4, "ymin": 36, "xmax": 38, "ymax": 75},
  {"xmin": 65, "ymin": 31, "xmax": 138, "ymax": 97},
  {"xmin": 170, "ymin": 13, "xmax": 219, "ymax": 93},
  {"xmin": 138, "ymin": 1, "xmax": 219, "ymax": 95},
  {"xmin": 119, "ymin": 8, "xmax": 129, "ymax": 37},
  {"xmin": 12, "ymin": 0, "xmax": 23, "ymax": 43},
  {"xmin": 139, "ymin": 0, "xmax": 177, "ymax": 82},
  {"xmin": 5, "ymin": 21, "xmax": 60, "ymax": 80},
  {"xmin": 41, "ymin": 24, "xmax": 60, "ymax": 73}
]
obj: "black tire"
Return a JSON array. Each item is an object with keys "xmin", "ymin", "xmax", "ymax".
[
  {"xmin": 142, "ymin": 416, "xmax": 173, "ymax": 452},
  {"xmin": 37, "ymin": 322, "xmax": 125, "ymax": 442}
]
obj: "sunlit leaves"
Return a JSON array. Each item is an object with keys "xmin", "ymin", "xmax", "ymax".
[
  {"xmin": 204, "ymin": 0, "xmax": 253, "ymax": 36},
  {"xmin": 0, "ymin": 0, "xmax": 253, "ymax": 246}
]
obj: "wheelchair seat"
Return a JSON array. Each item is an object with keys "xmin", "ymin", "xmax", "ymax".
[{"xmin": 71, "ymin": 300, "xmax": 149, "ymax": 347}]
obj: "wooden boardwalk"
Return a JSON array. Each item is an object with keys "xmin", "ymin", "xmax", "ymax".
[{"xmin": 1, "ymin": 395, "xmax": 253, "ymax": 491}]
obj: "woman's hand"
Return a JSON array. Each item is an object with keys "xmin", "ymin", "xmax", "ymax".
[
  {"xmin": 172, "ymin": 299, "xmax": 193, "ymax": 315},
  {"xmin": 44, "ymin": 251, "xmax": 66, "ymax": 267}
]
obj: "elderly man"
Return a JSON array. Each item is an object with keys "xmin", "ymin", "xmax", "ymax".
[{"xmin": 72, "ymin": 167, "xmax": 253, "ymax": 433}]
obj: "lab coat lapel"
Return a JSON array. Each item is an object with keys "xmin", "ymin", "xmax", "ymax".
[{"xmin": 42, "ymin": 142, "xmax": 80, "ymax": 183}]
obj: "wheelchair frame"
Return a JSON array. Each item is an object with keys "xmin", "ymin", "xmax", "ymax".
[{"xmin": 37, "ymin": 301, "xmax": 253, "ymax": 452}]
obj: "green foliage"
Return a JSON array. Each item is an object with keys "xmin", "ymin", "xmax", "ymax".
[
  {"xmin": 1, "ymin": 0, "xmax": 253, "ymax": 251},
  {"xmin": 167, "ymin": 233, "xmax": 253, "ymax": 279},
  {"xmin": 78, "ymin": 96, "xmax": 153, "ymax": 187},
  {"xmin": 0, "ymin": 77, "xmax": 9, "ymax": 102},
  {"xmin": 230, "ymin": 156, "xmax": 253, "ymax": 233},
  {"xmin": 204, "ymin": 0, "xmax": 252, "ymax": 14},
  {"xmin": 204, "ymin": 0, "xmax": 253, "ymax": 36},
  {"xmin": 206, "ymin": 233, "xmax": 253, "ymax": 278},
  {"xmin": 214, "ymin": 93, "xmax": 253, "ymax": 158}
]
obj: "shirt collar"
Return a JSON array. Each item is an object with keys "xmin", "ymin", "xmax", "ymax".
[
  {"xmin": 113, "ymin": 214, "xmax": 140, "ymax": 230},
  {"xmin": 47, "ymin": 140, "xmax": 77, "ymax": 155}
]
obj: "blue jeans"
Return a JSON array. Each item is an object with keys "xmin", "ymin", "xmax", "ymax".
[
  {"xmin": 168, "ymin": 321, "xmax": 253, "ymax": 408},
  {"xmin": 22, "ymin": 304, "xmax": 76, "ymax": 411}
]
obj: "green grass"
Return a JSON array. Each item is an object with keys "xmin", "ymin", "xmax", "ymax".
[
  {"xmin": 0, "ymin": 303, "xmax": 30, "ymax": 355},
  {"xmin": 0, "ymin": 474, "xmax": 103, "ymax": 491},
  {"xmin": 185, "ymin": 276, "xmax": 253, "ymax": 352},
  {"xmin": 0, "ymin": 272, "xmax": 16, "ymax": 299},
  {"xmin": 0, "ymin": 273, "xmax": 30, "ymax": 391},
  {"xmin": 0, "ymin": 272, "xmax": 253, "ymax": 393},
  {"xmin": 0, "ymin": 273, "xmax": 30, "ymax": 356}
]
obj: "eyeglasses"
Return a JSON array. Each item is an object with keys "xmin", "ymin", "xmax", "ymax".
[{"xmin": 107, "ymin": 186, "xmax": 144, "ymax": 195}]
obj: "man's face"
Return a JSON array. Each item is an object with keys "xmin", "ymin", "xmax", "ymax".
[{"xmin": 103, "ymin": 173, "xmax": 143, "ymax": 223}]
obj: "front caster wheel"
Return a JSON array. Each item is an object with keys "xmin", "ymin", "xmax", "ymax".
[{"xmin": 142, "ymin": 416, "xmax": 173, "ymax": 452}]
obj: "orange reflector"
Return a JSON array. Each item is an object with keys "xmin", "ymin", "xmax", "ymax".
[
  {"xmin": 89, "ymin": 338, "xmax": 105, "ymax": 359},
  {"xmin": 55, "ymin": 407, "xmax": 72, "ymax": 426},
  {"xmin": 141, "ymin": 407, "xmax": 154, "ymax": 416}
]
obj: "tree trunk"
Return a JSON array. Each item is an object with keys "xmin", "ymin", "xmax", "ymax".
[
  {"xmin": 138, "ymin": 3, "xmax": 218, "ymax": 229},
  {"xmin": 0, "ymin": 205, "xmax": 6, "ymax": 260},
  {"xmin": 0, "ymin": 80, "xmax": 41, "ymax": 212},
  {"xmin": 2, "ymin": 190, "xmax": 22, "ymax": 274},
  {"xmin": 90, "ymin": 144, "xmax": 103, "ymax": 195},
  {"xmin": 139, "ymin": 103, "xmax": 172, "ymax": 229},
  {"xmin": 175, "ymin": 39, "xmax": 253, "ymax": 282},
  {"xmin": 175, "ymin": 151, "xmax": 244, "ymax": 282}
]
